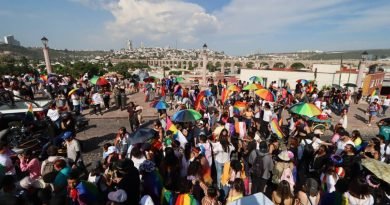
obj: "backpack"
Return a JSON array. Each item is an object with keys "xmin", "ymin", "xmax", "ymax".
[
  {"xmin": 302, "ymin": 139, "xmax": 314, "ymax": 159},
  {"xmin": 251, "ymin": 150, "xmax": 265, "ymax": 178},
  {"xmin": 280, "ymin": 167, "xmax": 295, "ymax": 189},
  {"xmin": 42, "ymin": 160, "xmax": 57, "ymax": 183}
]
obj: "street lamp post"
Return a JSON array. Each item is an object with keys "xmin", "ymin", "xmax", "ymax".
[
  {"xmin": 356, "ymin": 51, "xmax": 368, "ymax": 90},
  {"xmin": 202, "ymin": 43, "xmax": 208, "ymax": 85},
  {"xmin": 41, "ymin": 37, "xmax": 53, "ymax": 74}
]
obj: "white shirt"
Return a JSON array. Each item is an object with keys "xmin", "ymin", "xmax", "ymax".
[
  {"xmin": 344, "ymin": 192, "xmax": 374, "ymax": 205},
  {"xmin": 212, "ymin": 142, "xmax": 235, "ymax": 164},
  {"xmin": 71, "ymin": 94, "xmax": 80, "ymax": 105},
  {"xmin": 66, "ymin": 139, "xmax": 82, "ymax": 163},
  {"xmin": 383, "ymin": 99, "xmax": 390, "ymax": 106},
  {"xmin": 229, "ymin": 105, "xmax": 234, "ymax": 117},
  {"xmin": 320, "ymin": 173, "xmax": 338, "ymax": 193},
  {"xmin": 47, "ymin": 108, "xmax": 60, "ymax": 121},
  {"xmin": 263, "ymin": 110, "xmax": 273, "ymax": 122},
  {"xmin": 92, "ymin": 93, "xmax": 104, "ymax": 105},
  {"xmin": 336, "ymin": 139, "xmax": 355, "ymax": 155}
]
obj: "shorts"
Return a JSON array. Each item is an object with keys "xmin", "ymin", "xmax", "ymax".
[{"xmin": 369, "ymin": 111, "xmax": 377, "ymax": 116}]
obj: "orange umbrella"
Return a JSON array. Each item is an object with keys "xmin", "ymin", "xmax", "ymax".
[{"xmin": 255, "ymin": 89, "xmax": 275, "ymax": 102}]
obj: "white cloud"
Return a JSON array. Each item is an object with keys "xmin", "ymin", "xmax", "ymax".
[{"xmin": 103, "ymin": 0, "xmax": 220, "ymax": 45}]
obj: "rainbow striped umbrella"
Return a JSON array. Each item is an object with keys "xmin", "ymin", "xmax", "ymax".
[
  {"xmin": 172, "ymin": 109, "xmax": 202, "ymax": 122},
  {"xmin": 290, "ymin": 102, "xmax": 322, "ymax": 118},
  {"xmin": 227, "ymin": 85, "xmax": 241, "ymax": 92},
  {"xmin": 255, "ymin": 89, "xmax": 275, "ymax": 102},
  {"xmin": 243, "ymin": 83, "xmax": 263, "ymax": 91},
  {"xmin": 153, "ymin": 100, "xmax": 169, "ymax": 109},
  {"xmin": 233, "ymin": 101, "xmax": 247, "ymax": 114}
]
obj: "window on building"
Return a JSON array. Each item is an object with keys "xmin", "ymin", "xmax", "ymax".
[{"xmin": 279, "ymin": 79, "xmax": 287, "ymax": 87}]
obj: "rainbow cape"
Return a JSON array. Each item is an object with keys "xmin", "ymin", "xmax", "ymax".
[
  {"xmin": 175, "ymin": 193, "xmax": 199, "ymax": 205},
  {"xmin": 233, "ymin": 101, "xmax": 247, "ymax": 115},
  {"xmin": 194, "ymin": 92, "xmax": 206, "ymax": 111},
  {"xmin": 221, "ymin": 88, "xmax": 231, "ymax": 104},
  {"xmin": 166, "ymin": 117, "xmax": 187, "ymax": 147},
  {"xmin": 270, "ymin": 118, "xmax": 284, "ymax": 138}
]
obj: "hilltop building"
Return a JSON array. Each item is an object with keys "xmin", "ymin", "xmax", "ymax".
[{"xmin": 3, "ymin": 35, "xmax": 20, "ymax": 46}]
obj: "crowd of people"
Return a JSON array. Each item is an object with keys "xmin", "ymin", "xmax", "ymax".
[{"xmin": 1, "ymin": 72, "xmax": 390, "ymax": 205}]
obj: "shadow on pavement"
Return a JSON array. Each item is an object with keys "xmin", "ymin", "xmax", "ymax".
[
  {"xmin": 354, "ymin": 114, "xmax": 367, "ymax": 124},
  {"xmin": 80, "ymin": 132, "xmax": 116, "ymax": 153}
]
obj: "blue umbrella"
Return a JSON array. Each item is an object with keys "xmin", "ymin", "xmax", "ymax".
[
  {"xmin": 154, "ymin": 100, "xmax": 169, "ymax": 109},
  {"xmin": 129, "ymin": 128, "xmax": 157, "ymax": 145},
  {"xmin": 172, "ymin": 109, "xmax": 202, "ymax": 122}
]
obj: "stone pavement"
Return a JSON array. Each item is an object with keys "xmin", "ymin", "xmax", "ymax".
[{"xmin": 77, "ymin": 91, "xmax": 386, "ymax": 166}]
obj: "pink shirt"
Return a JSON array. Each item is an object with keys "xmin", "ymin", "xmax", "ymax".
[{"xmin": 20, "ymin": 158, "xmax": 41, "ymax": 180}]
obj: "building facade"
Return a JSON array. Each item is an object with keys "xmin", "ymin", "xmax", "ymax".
[{"xmin": 3, "ymin": 35, "xmax": 20, "ymax": 46}]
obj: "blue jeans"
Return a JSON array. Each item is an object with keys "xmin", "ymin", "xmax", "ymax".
[{"xmin": 216, "ymin": 161, "xmax": 224, "ymax": 188}]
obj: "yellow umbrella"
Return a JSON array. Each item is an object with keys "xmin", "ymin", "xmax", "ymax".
[
  {"xmin": 362, "ymin": 158, "xmax": 390, "ymax": 184},
  {"xmin": 68, "ymin": 88, "xmax": 79, "ymax": 96}
]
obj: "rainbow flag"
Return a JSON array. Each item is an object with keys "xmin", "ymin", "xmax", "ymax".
[
  {"xmin": 25, "ymin": 103, "xmax": 35, "ymax": 122},
  {"xmin": 166, "ymin": 117, "xmax": 187, "ymax": 147},
  {"xmin": 371, "ymin": 89, "xmax": 377, "ymax": 97},
  {"xmin": 235, "ymin": 121, "xmax": 246, "ymax": 139},
  {"xmin": 221, "ymin": 88, "xmax": 231, "ymax": 104},
  {"xmin": 270, "ymin": 118, "xmax": 284, "ymax": 139},
  {"xmin": 194, "ymin": 92, "xmax": 205, "ymax": 111},
  {"xmin": 175, "ymin": 193, "xmax": 199, "ymax": 205}
]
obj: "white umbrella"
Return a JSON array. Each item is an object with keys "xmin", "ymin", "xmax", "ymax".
[{"xmin": 229, "ymin": 192, "xmax": 273, "ymax": 205}]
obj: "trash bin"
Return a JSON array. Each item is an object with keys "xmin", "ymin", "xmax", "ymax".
[{"xmin": 120, "ymin": 93, "xmax": 127, "ymax": 110}]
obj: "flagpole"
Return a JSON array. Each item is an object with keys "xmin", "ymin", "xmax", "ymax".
[{"xmin": 338, "ymin": 55, "xmax": 343, "ymax": 86}]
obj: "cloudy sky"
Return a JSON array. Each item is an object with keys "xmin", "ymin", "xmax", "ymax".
[{"xmin": 1, "ymin": 0, "xmax": 390, "ymax": 55}]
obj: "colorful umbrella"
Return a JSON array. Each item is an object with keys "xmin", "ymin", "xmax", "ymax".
[
  {"xmin": 68, "ymin": 88, "xmax": 80, "ymax": 96},
  {"xmin": 90, "ymin": 76, "xmax": 109, "ymax": 86},
  {"xmin": 249, "ymin": 76, "xmax": 263, "ymax": 83},
  {"xmin": 234, "ymin": 101, "xmax": 247, "ymax": 114},
  {"xmin": 255, "ymin": 89, "xmax": 275, "ymax": 102},
  {"xmin": 296, "ymin": 79, "xmax": 308, "ymax": 84},
  {"xmin": 153, "ymin": 100, "xmax": 170, "ymax": 109},
  {"xmin": 176, "ymin": 77, "xmax": 185, "ymax": 82},
  {"xmin": 39, "ymin": 75, "xmax": 47, "ymax": 82},
  {"xmin": 362, "ymin": 158, "xmax": 390, "ymax": 184},
  {"xmin": 227, "ymin": 85, "xmax": 241, "ymax": 92},
  {"xmin": 172, "ymin": 109, "xmax": 202, "ymax": 122},
  {"xmin": 199, "ymin": 90, "xmax": 212, "ymax": 97},
  {"xmin": 243, "ymin": 83, "xmax": 263, "ymax": 91},
  {"xmin": 128, "ymin": 128, "xmax": 157, "ymax": 145},
  {"xmin": 289, "ymin": 102, "xmax": 322, "ymax": 118}
]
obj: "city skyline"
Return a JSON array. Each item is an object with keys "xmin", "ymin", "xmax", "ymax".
[{"xmin": 1, "ymin": 0, "xmax": 390, "ymax": 55}]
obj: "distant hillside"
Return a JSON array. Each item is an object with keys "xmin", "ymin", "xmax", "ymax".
[
  {"xmin": 0, "ymin": 44, "xmax": 111, "ymax": 61},
  {"xmin": 305, "ymin": 49, "xmax": 390, "ymax": 60}
]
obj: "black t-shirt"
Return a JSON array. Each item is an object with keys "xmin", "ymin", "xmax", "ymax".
[{"xmin": 116, "ymin": 168, "xmax": 140, "ymax": 205}]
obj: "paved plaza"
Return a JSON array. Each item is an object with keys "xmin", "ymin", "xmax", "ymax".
[{"xmin": 77, "ymin": 91, "xmax": 386, "ymax": 167}]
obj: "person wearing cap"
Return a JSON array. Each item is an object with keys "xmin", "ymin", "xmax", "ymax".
[
  {"xmin": 112, "ymin": 159, "xmax": 140, "ymax": 205},
  {"xmin": 271, "ymin": 150, "xmax": 294, "ymax": 185},
  {"xmin": 248, "ymin": 141, "xmax": 274, "ymax": 194},
  {"xmin": 107, "ymin": 189, "xmax": 127, "ymax": 205},
  {"xmin": 64, "ymin": 132, "xmax": 83, "ymax": 169}
]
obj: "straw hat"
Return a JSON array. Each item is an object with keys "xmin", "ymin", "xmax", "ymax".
[{"xmin": 277, "ymin": 151, "xmax": 291, "ymax": 162}]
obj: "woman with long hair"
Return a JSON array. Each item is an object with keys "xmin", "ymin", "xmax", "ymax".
[
  {"xmin": 212, "ymin": 132, "xmax": 235, "ymax": 188},
  {"xmin": 344, "ymin": 177, "xmax": 374, "ymax": 205},
  {"xmin": 272, "ymin": 180, "xmax": 294, "ymax": 205}
]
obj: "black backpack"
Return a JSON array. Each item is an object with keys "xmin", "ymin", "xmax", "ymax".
[
  {"xmin": 302, "ymin": 139, "xmax": 314, "ymax": 158},
  {"xmin": 251, "ymin": 150, "xmax": 265, "ymax": 178}
]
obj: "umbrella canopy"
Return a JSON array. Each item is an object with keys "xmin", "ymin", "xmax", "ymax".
[
  {"xmin": 227, "ymin": 85, "xmax": 241, "ymax": 92},
  {"xmin": 176, "ymin": 77, "xmax": 185, "ymax": 82},
  {"xmin": 249, "ymin": 76, "xmax": 263, "ymax": 83},
  {"xmin": 229, "ymin": 192, "xmax": 273, "ymax": 205},
  {"xmin": 90, "ymin": 76, "xmax": 109, "ymax": 86},
  {"xmin": 40, "ymin": 75, "xmax": 47, "ymax": 82},
  {"xmin": 255, "ymin": 89, "xmax": 275, "ymax": 102},
  {"xmin": 296, "ymin": 79, "xmax": 308, "ymax": 84},
  {"xmin": 172, "ymin": 109, "xmax": 202, "ymax": 122},
  {"xmin": 153, "ymin": 100, "xmax": 169, "ymax": 109},
  {"xmin": 362, "ymin": 158, "xmax": 390, "ymax": 184},
  {"xmin": 68, "ymin": 88, "xmax": 79, "ymax": 96},
  {"xmin": 344, "ymin": 83, "xmax": 357, "ymax": 88},
  {"xmin": 332, "ymin": 84, "xmax": 343, "ymax": 90},
  {"xmin": 243, "ymin": 83, "xmax": 263, "ymax": 91},
  {"xmin": 199, "ymin": 90, "xmax": 212, "ymax": 97},
  {"xmin": 290, "ymin": 103, "xmax": 322, "ymax": 118},
  {"xmin": 128, "ymin": 128, "xmax": 157, "ymax": 145}
]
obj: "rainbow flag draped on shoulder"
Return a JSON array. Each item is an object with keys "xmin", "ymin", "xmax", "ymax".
[
  {"xmin": 166, "ymin": 117, "xmax": 187, "ymax": 147},
  {"xmin": 270, "ymin": 118, "xmax": 284, "ymax": 139}
]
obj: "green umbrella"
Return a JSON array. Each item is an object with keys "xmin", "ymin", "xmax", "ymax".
[
  {"xmin": 344, "ymin": 83, "xmax": 357, "ymax": 88},
  {"xmin": 290, "ymin": 103, "xmax": 322, "ymax": 118},
  {"xmin": 249, "ymin": 76, "xmax": 263, "ymax": 83},
  {"xmin": 90, "ymin": 76, "xmax": 99, "ymax": 84},
  {"xmin": 176, "ymin": 77, "xmax": 185, "ymax": 82}
]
